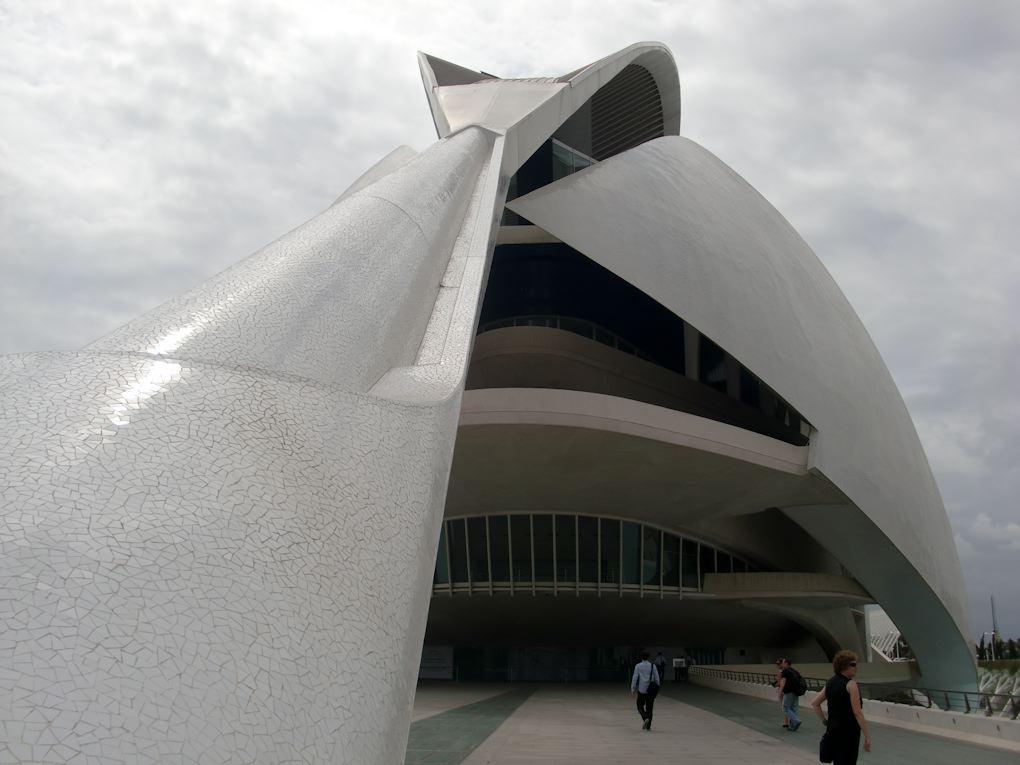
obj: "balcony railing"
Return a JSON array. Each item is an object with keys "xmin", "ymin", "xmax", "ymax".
[
  {"xmin": 477, "ymin": 314, "xmax": 655, "ymax": 362},
  {"xmin": 690, "ymin": 665, "xmax": 1020, "ymax": 719}
]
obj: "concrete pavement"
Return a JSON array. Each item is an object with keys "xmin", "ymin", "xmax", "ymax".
[{"xmin": 406, "ymin": 681, "xmax": 1018, "ymax": 764}]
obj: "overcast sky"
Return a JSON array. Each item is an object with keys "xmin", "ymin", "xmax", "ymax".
[{"xmin": 2, "ymin": 1, "xmax": 1018, "ymax": 640}]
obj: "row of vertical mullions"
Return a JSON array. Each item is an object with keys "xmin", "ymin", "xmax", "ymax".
[
  {"xmin": 436, "ymin": 514, "xmax": 747, "ymax": 593},
  {"xmin": 530, "ymin": 514, "xmax": 536, "ymax": 596},
  {"xmin": 575, "ymin": 515, "xmax": 580, "ymax": 596},
  {"xmin": 551, "ymin": 514, "xmax": 556, "ymax": 596},
  {"xmin": 485, "ymin": 515, "xmax": 493, "ymax": 597},
  {"xmin": 507, "ymin": 515, "xmax": 514, "ymax": 597},
  {"xmin": 619, "ymin": 521, "xmax": 624, "ymax": 596},
  {"xmin": 445, "ymin": 518, "xmax": 454, "ymax": 597},
  {"xmin": 638, "ymin": 526, "xmax": 644, "ymax": 598},
  {"xmin": 463, "ymin": 517, "xmax": 471, "ymax": 597},
  {"xmin": 659, "ymin": 528, "xmax": 665, "ymax": 599}
]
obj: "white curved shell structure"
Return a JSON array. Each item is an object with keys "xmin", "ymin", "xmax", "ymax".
[{"xmin": 0, "ymin": 42, "xmax": 974, "ymax": 762}]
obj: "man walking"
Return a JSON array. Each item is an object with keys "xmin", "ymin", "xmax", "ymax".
[
  {"xmin": 778, "ymin": 658, "xmax": 804, "ymax": 731},
  {"xmin": 631, "ymin": 651, "xmax": 661, "ymax": 730},
  {"xmin": 654, "ymin": 651, "xmax": 668, "ymax": 685}
]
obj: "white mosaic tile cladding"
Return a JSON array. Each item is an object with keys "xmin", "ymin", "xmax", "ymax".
[
  {"xmin": 0, "ymin": 124, "xmax": 501, "ymax": 762},
  {"xmin": 88, "ymin": 128, "xmax": 490, "ymax": 390},
  {"xmin": 0, "ymin": 351, "xmax": 459, "ymax": 763}
]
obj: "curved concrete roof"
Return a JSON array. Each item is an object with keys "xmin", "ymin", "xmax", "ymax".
[
  {"xmin": 419, "ymin": 42, "xmax": 680, "ymax": 176},
  {"xmin": 506, "ymin": 136, "xmax": 976, "ymax": 689}
]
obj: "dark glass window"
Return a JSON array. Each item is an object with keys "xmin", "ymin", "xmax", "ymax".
[
  {"xmin": 489, "ymin": 515, "xmax": 510, "ymax": 582},
  {"xmin": 434, "ymin": 523, "xmax": 449, "ymax": 584},
  {"xmin": 559, "ymin": 316, "xmax": 591, "ymax": 338},
  {"xmin": 578, "ymin": 516, "xmax": 598, "ymax": 582},
  {"xmin": 699, "ymin": 336, "xmax": 728, "ymax": 393},
  {"xmin": 622, "ymin": 522, "xmax": 641, "ymax": 585},
  {"xmin": 556, "ymin": 515, "xmax": 576, "ymax": 582},
  {"xmin": 662, "ymin": 533, "xmax": 680, "ymax": 588},
  {"xmin": 739, "ymin": 367, "xmax": 760, "ymax": 408},
  {"xmin": 774, "ymin": 398, "xmax": 790, "ymax": 426},
  {"xmin": 479, "ymin": 244, "xmax": 686, "ymax": 374},
  {"xmin": 682, "ymin": 539, "xmax": 699, "ymax": 589},
  {"xmin": 505, "ymin": 172, "xmax": 519, "ymax": 202},
  {"xmin": 735, "ymin": 557, "xmax": 748, "ymax": 573},
  {"xmin": 600, "ymin": 518, "xmax": 620, "ymax": 584},
  {"xmin": 449, "ymin": 519, "xmax": 469, "ymax": 583},
  {"xmin": 552, "ymin": 141, "xmax": 573, "ymax": 181},
  {"xmin": 717, "ymin": 552, "xmax": 732, "ymax": 574},
  {"xmin": 642, "ymin": 526, "xmax": 661, "ymax": 585},
  {"xmin": 533, "ymin": 515, "xmax": 554, "ymax": 582},
  {"xmin": 501, "ymin": 174, "xmax": 521, "ymax": 225},
  {"xmin": 511, "ymin": 515, "xmax": 532, "ymax": 583},
  {"xmin": 468, "ymin": 516, "xmax": 489, "ymax": 583},
  {"xmin": 699, "ymin": 544, "xmax": 716, "ymax": 588}
]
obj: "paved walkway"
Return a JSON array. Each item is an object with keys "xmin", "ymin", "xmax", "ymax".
[
  {"xmin": 406, "ymin": 682, "xmax": 1019, "ymax": 764},
  {"xmin": 404, "ymin": 687, "xmax": 533, "ymax": 764},
  {"xmin": 411, "ymin": 683, "xmax": 514, "ymax": 722}
]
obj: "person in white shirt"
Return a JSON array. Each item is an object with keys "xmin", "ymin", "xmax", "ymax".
[{"xmin": 630, "ymin": 651, "xmax": 661, "ymax": 730}]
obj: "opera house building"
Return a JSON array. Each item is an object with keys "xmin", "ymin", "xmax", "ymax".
[{"xmin": 0, "ymin": 43, "xmax": 976, "ymax": 762}]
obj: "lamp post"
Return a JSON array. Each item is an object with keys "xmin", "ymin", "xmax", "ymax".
[{"xmin": 982, "ymin": 631, "xmax": 997, "ymax": 661}]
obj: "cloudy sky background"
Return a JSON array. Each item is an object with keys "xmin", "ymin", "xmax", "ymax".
[{"xmin": 2, "ymin": 1, "xmax": 1018, "ymax": 639}]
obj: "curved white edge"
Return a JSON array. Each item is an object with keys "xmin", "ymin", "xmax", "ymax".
[
  {"xmin": 786, "ymin": 504, "xmax": 979, "ymax": 690},
  {"xmin": 563, "ymin": 41, "xmax": 681, "ymax": 137},
  {"xmin": 418, "ymin": 42, "xmax": 681, "ymax": 180},
  {"xmin": 506, "ymin": 135, "xmax": 976, "ymax": 690},
  {"xmin": 370, "ymin": 131, "xmax": 507, "ymax": 404},
  {"xmin": 417, "ymin": 51, "xmax": 452, "ymax": 137},
  {"xmin": 459, "ymin": 387, "xmax": 808, "ymax": 475},
  {"xmin": 331, "ymin": 144, "xmax": 418, "ymax": 207},
  {"xmin": 87, "ymin": 128, "xmax": 491, "ymax": 394}
]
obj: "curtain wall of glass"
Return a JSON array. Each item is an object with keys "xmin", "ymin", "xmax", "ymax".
[
  {"xmin": 433, "ymin": 514, "xmax": 757, "ymax": 595},
  {"xmin": 474, "ymin": 242, "xmax": 810, "ymax": 445}
]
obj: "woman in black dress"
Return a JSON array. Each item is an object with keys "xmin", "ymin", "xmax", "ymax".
[{"xmin": 810, "ymin": 650, "xmax": 872, "ymax": 763}]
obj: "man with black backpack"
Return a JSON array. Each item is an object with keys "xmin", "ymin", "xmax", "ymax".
[
  {"xmin": 630, "ymin": 651, "xmax": 661, "ymax": 730},
  {"xmin": 778, "ymin": 657, "xmax": 806, "ymax": 731}
]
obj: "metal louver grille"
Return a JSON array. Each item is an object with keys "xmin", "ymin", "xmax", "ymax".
[{"xmin": 590, "ymin": 64, "xmax": 664, "ymax": 160}]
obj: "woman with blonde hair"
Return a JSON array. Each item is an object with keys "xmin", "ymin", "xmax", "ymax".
[{"xmin": 810, "ymin": 650, "xmax": 872, "ymax": 763}]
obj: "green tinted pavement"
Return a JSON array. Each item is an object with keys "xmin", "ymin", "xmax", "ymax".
[{"xmin": 404, "ymin": 687, "xmax": 534, "ymax": 764}]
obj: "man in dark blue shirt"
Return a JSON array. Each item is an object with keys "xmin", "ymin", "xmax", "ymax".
[{"xmin": 779, "ymin": 658, "xmax": 803, "ymax": 731}]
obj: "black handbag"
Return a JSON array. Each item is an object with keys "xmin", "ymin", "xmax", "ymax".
[
  {"xmin": 647, "ymin": 663, "xmax": 660, "ymax": 699},
  {"xmin": 819, "ymin": 730, "xmax": 834, "ymax": 763}
]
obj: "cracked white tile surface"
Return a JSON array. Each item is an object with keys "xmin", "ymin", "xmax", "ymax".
[
  {"xmin": 1, "ymin": 124, "xmax": 497, "ymax": 763},
  {"xmin": 1, "ymin": 350, "xmax": 461, "ymax": 763}
]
